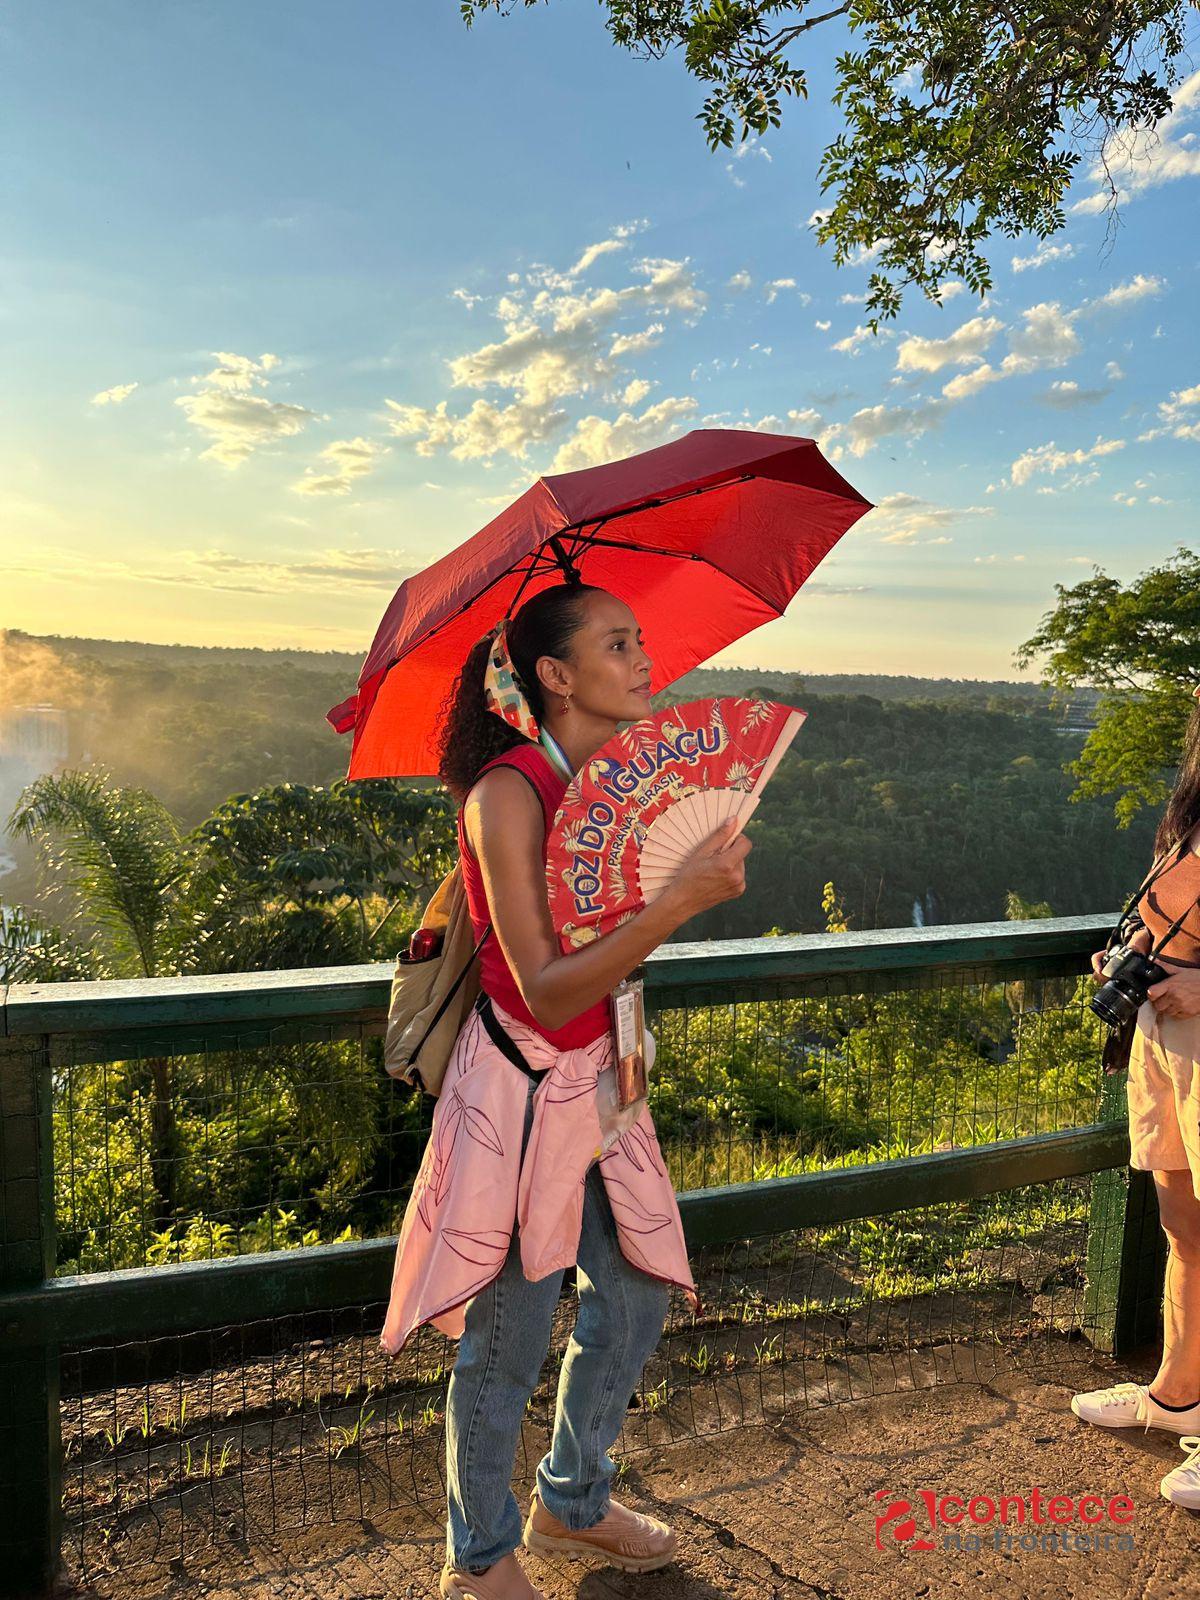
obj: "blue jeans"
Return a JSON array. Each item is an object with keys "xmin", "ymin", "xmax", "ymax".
[{"xmin": 444, "ymin": 1070, "xmax": 671, "ymax": 1572}]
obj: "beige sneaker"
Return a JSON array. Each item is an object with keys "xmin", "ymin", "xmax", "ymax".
[
  {"xmin": 440, "ymin": 1551, "xmax": 546, "ymax": 1600},
  {"xmin": 522, "ymin": 1488, "xmax": 677, "ymax": 1571}
]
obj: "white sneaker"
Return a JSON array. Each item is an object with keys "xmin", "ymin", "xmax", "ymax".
[
  {"xmin": 1071, "ymin": 1381, "xmax": 1148, "ymax": 1428},
  {"xmin": 1137, "ymin": 1391, "xmax": 1200, "ymax": 1436},
  {"xmin": 1160, "ymin": 1435, "xmax": 1200, "ymax": 1510}
]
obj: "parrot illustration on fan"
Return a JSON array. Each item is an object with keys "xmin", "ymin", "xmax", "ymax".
[{"xmin": 546, "ymin": 697, "xmax": 805, "ymax": 950}]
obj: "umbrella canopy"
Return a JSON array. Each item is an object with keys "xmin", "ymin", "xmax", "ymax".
[{"xmin": 327, "ymin": 427, "xmax": 871, "ymax": 778}]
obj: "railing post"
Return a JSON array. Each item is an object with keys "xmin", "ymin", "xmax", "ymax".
[
  {"xmin": 1113, "ymin": 1169, "xmax": 1168, "ymax": 1358},
  {"xmin": 0, "ymin": 1034, "xmax": 62, "ymax": 1598},
  {"xmin": 1082, "ymin": 1070, "xmax": 1129, "ymax": 1354},
  {"xmin": 1083, "ymin": 1068, "xmax": 1167, "ymax": 1358}
]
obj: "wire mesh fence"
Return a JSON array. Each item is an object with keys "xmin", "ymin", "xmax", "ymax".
[
  {"xmin": 59, "ymin": 1170, "xmax": 1121, "ymax": 1582},
  {"xmin": 48, "ymin": 969, "xmax": 1109, "ymax": 1276}
]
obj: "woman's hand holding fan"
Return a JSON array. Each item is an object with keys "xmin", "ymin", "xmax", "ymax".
[
  {"xmin": 662, "ymin": 815, "xmax": 751, "ymax": 919},
  {"xmin": 546, "ymin": 697, "xmax": 805, "ymax": 949}
]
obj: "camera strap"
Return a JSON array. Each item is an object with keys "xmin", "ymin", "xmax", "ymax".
[
  {"xmin": 1148, "ymin": 892, "xmax": 1200, "ymax": 963},
  {"xmin": 1110, "ymin": 838, "xmax": 1190, "ymax": 955}
]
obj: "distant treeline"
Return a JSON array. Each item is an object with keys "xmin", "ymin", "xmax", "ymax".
[{"xmin": 4, "ymin": 633, "xmax": 1137, "ymax": 933}]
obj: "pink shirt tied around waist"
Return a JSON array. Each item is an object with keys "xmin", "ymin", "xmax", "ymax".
[{"xmin": 380, "ymin": 998, "xmax": 700, "ymax": 1355}]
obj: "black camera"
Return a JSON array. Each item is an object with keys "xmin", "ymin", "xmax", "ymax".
[{"xmin": 1091, "ymin": 942, "xmax": 1169, "ymax": 1029}]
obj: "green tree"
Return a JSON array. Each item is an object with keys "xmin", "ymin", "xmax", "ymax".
[
  {"xmin": 169, "ymin": 778, "xmax": 456, "ymax": 974},
  {"xmin": 1016, "ymin": 546, "xmax": 1200, "ymax": 826},
  {"xmin": 461, "ymin": 0, "xmax": 1190, "ymax": 322}
]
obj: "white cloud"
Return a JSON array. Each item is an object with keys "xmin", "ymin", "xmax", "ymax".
[
  {"xmin": 935, "ymin": 281, "xmax": 966, "ymax": 300},
  {"xmin": 1141, "ymin": 380, "xmax": 1200, "ymax": 443},
  {"xmin": 1160, "ymin": 382, "xmax": 1200, "ymax": 423},
  {"xmin": 622, "ymin": 378, "xmax": 652, "ymax": 406},
  {"xmin": 452, "ymin": 288, "xmax": 484, "ymax": 311},
  {"xmin": 1106, "ymin": 360, "xmax": 1126, "ymax": 381},
  {"xmin": 610, "ymin": 323, "xmax": 664, "ymax": 357},
  {"xmin": 941, "ymin": 363, "xmax": 1003, "ymax": 402},
  {"xmin": 823, "ymin": 397, "xmax": 946, "ymax": 458},
  {"xmin": 1085, "ymin": 274, "xmax": 1166, "ymax": 311},
  {"xmin": 727, "ymin": 269, "xmax": 753, "ymax": 292},
  {"xmin": 568, "ymin": 223, "xmax": 647, "ymax": 278},
  {"xmin": 1001, "ymin": 302, "xmax": 1080, "ymax": 373},
  {"xmin": 814, "ymin": 319, "xmax": 832, "ymax": 332},
  {"xmin": 385, "ymin": 251, "xmax": 706, "ymax": 462},
  {"xmin": 91, "ymin": 382, "xmax": 138, "ymax": 406},
  {"xmin": 867, "ymin": 492, "xmax": 992, "ymax": 544},
  {"xmin": 839, "ymin": 292, "xmax": 865, "ymax": 305},
  {"xmin": 293, "ymin": 436, "xmax": 388, "ymax": 496},
  {"xmin": 549, "ymin": 395, "xmax": 698, "ymax": 472},
  {"xmin": 726, "ymin": 139, "xmax": 772, "ymax": 185},
  {"xmin": 174, "ymin": 352, "xmax": 316, "ymax": 468},
  {"xmin": 832, "ymin": 324, "xmax": 893, "ymax": 357},
  {"xmin": 1009, "ymin": 435, "xmax": 1125, "ymax": 487},
  {"xmin": 1012, "ymin": 241, "xmax": 1076, "ymax": 272},
  {"xmin": 764, "ymin": 277, "xmax": 810, "ymax": 305},
  {"xmin": 895, "ymin": 315, "xmax": 1005, "ymax": 374},
  {"xmin": 785, "ymin": 407, "xmax": 822, "ymax": 434}
]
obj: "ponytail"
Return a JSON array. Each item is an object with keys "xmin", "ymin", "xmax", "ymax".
[{"xmin": 436, "ymin": 582, "xmax": 603, "ymax": 802}]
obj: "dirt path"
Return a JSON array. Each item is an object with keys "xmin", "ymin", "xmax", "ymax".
[{"xmin": 67, "ymin": 1352, "xmax": 1200, "ymax": 1600}]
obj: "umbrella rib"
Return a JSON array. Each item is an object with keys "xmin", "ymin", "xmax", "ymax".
[
  {"xmin": 555, "ymin": 473, "xmax": 753, "ymax": 540},
  {"xmin": 375, "ymin": 470, "xmax": 786, "ymax": 676}
]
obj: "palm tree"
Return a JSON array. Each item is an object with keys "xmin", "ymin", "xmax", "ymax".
[
  {"xmin": 8, "ymin": 768, "xmax": 185, "ymax": 1220},
  {"xmin": 8, "ymin": 767, "xmax": 184, "ymax": 980}
]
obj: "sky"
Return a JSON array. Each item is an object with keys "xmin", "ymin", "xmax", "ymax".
[{"xmin": 4, "ymin": 2, "xmax": 1200, "ymax": 682}]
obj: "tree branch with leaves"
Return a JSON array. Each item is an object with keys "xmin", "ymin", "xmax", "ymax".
[{"xmin": 461, "ymin": 0, "xmax": 1191, "ymax": 323}]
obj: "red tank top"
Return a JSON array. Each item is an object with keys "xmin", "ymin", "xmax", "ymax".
[{"xmin": 457, "ymin": 743, "xmax": 612, "ymax": 1049}]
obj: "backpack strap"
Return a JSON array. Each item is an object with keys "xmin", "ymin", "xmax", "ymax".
[{"xmin": 474, "ymin": 992, "xmax": 548, "ymax": 1082}]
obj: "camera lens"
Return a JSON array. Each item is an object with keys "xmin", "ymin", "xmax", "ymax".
[{"xmin": 1091, "ymin": 979, "xmax": 1140, "ymax": 1029}]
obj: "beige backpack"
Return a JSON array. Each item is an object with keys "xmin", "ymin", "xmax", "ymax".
[{"xmin": 383, "ymin": 864, "xmax": 491, "ymax": 1096}]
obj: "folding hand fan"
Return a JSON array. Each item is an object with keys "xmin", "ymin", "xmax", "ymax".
[{"xmin": 546, "ymin": 697, "xmax": 805, "ymax": 950}]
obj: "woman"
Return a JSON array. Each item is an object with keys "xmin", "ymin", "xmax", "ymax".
[
  {"xmin": 1073, "ymin": 680, "xmax": 1200, "ymax": 1511},
  {"xmin": 380, "ymin": 580, "xmax": 751, "ymax": 1600}
]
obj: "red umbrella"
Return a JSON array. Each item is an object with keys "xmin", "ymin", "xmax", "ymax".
[{"xmin": 327, "ymin": 427, "xmax": 871, "ymax": 778}]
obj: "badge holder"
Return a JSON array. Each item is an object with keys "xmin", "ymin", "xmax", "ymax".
[{"xmin": 610, "ymin": 968, "xmax": 648, "ymax": 1110}]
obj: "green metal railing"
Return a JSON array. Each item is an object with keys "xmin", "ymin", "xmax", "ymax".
[{"xmin": 0, "ymin": 916, "xmax": 1166, "ymax": 1595}]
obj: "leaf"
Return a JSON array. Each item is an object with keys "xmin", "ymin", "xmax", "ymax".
[
  {"xmin": 460, "ymin": 1105, "xmax": 505, "ymax": 1156},
  {"xmin": 442, "ymin": 1228, "xmax": 513, "ymax": 1268}
]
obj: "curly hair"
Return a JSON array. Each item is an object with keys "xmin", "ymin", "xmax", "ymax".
[
  {"xmin": 1155, "ymin": 698, "xmax": 1200, "ymax": 858},
  {"xmin": 436, "ymin": 582, "xmax": 604, "ymax": 802}
]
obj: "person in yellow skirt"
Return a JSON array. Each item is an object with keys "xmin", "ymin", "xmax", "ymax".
[{"xmin": 1073, "ymin": 681, "xmax": 1200, "ymax": 1509}]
